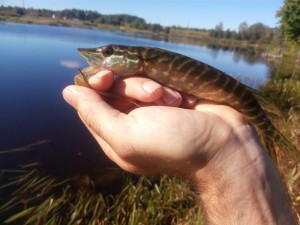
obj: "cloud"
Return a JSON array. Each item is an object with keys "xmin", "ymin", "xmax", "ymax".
[{"xmin": 60, "ymin": 60, "xmax": 81, "ymax": 69}]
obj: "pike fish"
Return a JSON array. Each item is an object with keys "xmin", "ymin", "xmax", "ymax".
[{"xmin": 76, "ymin": 44, "xmax": 300, "ymax": 163}]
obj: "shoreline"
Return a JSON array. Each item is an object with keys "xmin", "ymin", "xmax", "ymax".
[{"xmin": 0, "ymin": 15, "xmax": 271, "ymax": 55}]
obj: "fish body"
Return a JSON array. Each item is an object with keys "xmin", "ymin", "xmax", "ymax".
[{"xmin": 77, "ymin": 45, "xmax": 300, "ymax": 163}]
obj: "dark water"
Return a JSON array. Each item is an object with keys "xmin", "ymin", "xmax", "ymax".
[{"xmin": 0, "ymin": 22, "xmax": 270, "ymax": 171}]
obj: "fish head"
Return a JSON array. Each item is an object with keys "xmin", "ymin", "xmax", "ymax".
[{"xmin": 78, "ymin": 45, "xmax": 143, "ymax": 76}]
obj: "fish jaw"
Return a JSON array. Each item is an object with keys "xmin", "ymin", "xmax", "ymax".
[
  {"xmin": 74, "ymin": 66, "xmax": 103, "ymax": 87},
  {"xmin": 77, "ymin": 47, "xmax": 106, "ymax": 86},
  {"xmin": 78, "ymin": 48, "xmax": 105, "ymax": 67}
]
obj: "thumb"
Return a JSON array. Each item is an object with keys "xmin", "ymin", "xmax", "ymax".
[
  {"xmin": 63, "ymin": 85, "xmax": 146, "ymax": 173},
  {"xmin": 62, "ymin": 85, "xmax": 128, "ymax": 144}
]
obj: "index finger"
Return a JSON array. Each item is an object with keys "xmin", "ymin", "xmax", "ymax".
[{"xmin": 89, "ymin": 71, "xmax": 182, "ymax": 106}]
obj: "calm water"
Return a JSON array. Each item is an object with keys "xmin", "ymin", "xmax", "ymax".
[{"xmin": 0, "ymin": 22, "xmax": 270, "ymax": 169}]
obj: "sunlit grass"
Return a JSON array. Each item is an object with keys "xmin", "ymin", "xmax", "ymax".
[
  {"xmin": 0, "ymin": 165, "xmax": 205, "ymax": 224},
  {"xmin": 260, "ymin": 51, "xmax": 300, "ymax": 221}
]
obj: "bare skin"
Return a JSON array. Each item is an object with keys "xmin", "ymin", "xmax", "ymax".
[{"xmin": 63, "ymin": 70, "xmax": 296, "ymax": 225}]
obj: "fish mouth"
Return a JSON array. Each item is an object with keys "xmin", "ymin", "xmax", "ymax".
[
  {"xmin": 74, "ymin": 69, "xmax": 90, "ymax": 87},
  {"xmin": 74, "ymin": 66, "xmax": 103, "ymax": 87},
  {"xmin": 77, "ymin": 48, "xmax": 97, "ymax": 53},
  {"xmin": 80, "ymin": 65, "xmax": 103, "ymax": 75},
  {"xmin": 75, "ymin": 48, "xmax": 105, "ymax": 87},
  {"xmin": 77, "ymin": 48, "xmax": 99, "ymax": 60},
  {"xmin": 77, "ymin": 48, "xmax": 104, "ymax": 67}
]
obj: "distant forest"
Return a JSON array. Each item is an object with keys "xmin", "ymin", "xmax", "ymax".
[
  {"xmin": 0, "ymin": 6, "xmax": 166, "ymax": 32},
  {"xmin": 1, "ymin": 6, "xmax": 277, "ymax": 42}
]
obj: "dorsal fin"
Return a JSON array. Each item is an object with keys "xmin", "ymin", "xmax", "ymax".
[{"xmin": 247, "ymin": 86, "xmax": 282, "ymax": 116}]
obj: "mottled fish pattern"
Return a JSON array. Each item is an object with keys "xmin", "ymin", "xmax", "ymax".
[{"xmin": 76, "ymin": 45, "xmax": 300, "ymax": 163}]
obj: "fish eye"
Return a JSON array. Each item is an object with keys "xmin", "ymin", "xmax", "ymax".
[{"xmin": 102, "ymin": 46, "xmax": 113, "ymax": 57}]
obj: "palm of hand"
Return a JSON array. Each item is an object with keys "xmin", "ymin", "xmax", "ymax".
[
  {"xmin": 69, "ymin": 71, "xmax": 252, "ymax": 175},
  {"xmin": 84, "ymin": 94, "xmax": 247, "ymax": 175}
]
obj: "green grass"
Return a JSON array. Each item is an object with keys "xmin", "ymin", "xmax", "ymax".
[
  {"xmin": 259, "ymin": 50, "xmax": 300, "ymax": 220},
  {"xmin": 262, "ymin": 49, "xmax": 300, "ymax": 110},
  {"xmin": 0, "ymin": 166, "xmax": 205, "ymax": 225}
]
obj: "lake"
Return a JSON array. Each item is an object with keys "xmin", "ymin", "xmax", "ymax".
[{"xmin": 0, "ymin": 22, "xmax": 270, "ymax": 171}]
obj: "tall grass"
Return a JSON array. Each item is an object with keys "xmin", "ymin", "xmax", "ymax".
[
  {"xmin": 0, "ymin": 164, "xmax": 205, "ymax": 224},
  {"xmin": 261, "ymin": 50, "xmax": 300, "ymax": 221}
]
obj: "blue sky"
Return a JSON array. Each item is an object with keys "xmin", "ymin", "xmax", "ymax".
[{"xmin": 1, "ymin": 0, "xmax": 283, "ymax": 30}]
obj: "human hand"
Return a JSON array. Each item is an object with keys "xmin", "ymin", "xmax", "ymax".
[
  {"xmin": 62, "ymin": 70, "xmax": 296, "ymax": 224},
  {"xmin": 63, "ymin": 70, "xmax": 261, "ymax": 177}
]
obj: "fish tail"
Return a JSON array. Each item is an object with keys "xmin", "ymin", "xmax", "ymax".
[{"xmin": 262, "ymin": 127, "xmax": 300, "ymax": 163}]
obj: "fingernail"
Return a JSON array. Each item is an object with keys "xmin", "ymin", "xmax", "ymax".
[
  {"xmin": 184, "ymin": 95, "xmax": 197, "ymax": 105},
  {"xmin": 162, "ymin": 88, "xmax": 181, "ymax": 106},
  {"xmin": 142, "ymin": 81, "xmax": 162, "ymax": 94},
  {"xmin": 62, "ymin": 86, "xmax": 79, "ymax": 107},
  {"xmin": 95, "ymin": 70, "xmax": 109, "ymax": 77}
]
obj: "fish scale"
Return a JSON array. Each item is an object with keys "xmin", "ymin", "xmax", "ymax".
[{"xmin": 76, "ymin": 44, "xmax": 300, "ymax": 163}]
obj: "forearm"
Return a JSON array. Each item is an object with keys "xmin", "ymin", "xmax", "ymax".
[{"xmin": 189, "ymin": 135, "xmax": 296, "ymax": 225}]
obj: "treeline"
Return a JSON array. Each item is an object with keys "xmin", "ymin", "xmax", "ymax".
[
  {"xmin": 209, "ymin": 22, "xmax": 276, "ymax": 42},
  {"xmin": 0, "ymin": 6, "xmax": 166, "ymax": 32},
  {"xmin": 1, "ymin": 5, "xmax": 281, "ymax": 43}
]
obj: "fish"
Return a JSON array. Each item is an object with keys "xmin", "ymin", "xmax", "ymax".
[{"xmin": 76, "ymin": 44, "xmax": 300, "ymax": 163}]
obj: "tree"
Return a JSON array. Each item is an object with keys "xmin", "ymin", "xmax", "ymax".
[
  {"xmin": 85, "ymin": 10, "xmax": 100, "ymax": 21},
  {"xmin": 246, "ymin": 23, "xmax": 272, "ymax": 41},
  {"xmin": 214, "ymin": 22, "xmax": 224, "ymax": 38},
  {"xmin": 238, "ymin": 22, "xmax": 249, "ymax": 40},
  {"xmin": 224, "ymin": 29, "xmax": 232, "ymax": 39},
  {"xmin": 16, "ymin": 7, "xmax": 26, "ymax": 16},
  {"xmin": 238, "ymin": 22, "xmax": 248, "ymax": 33},
  {"xmin": 277, "ymin": 0, "xmax": 300, "ymax": 43}
]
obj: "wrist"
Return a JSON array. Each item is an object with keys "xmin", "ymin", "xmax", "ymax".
[{"xmin": 188, "ymin": 130, "xmax": 296, "ymax": 224}]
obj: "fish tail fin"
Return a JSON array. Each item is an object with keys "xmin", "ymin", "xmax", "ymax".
[{"xmin": 262, "ymin": 128, "xmax": 300, "ymax": 163}]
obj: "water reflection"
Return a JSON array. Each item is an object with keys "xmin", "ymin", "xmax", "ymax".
[{"xmin": 232, "ymin": 49, "xmax": 263, "ymax": 65}]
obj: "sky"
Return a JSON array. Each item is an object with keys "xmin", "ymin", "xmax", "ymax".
[{"xmin": 1, "ymin": 0, "xmax": 283, "ymax": 30}]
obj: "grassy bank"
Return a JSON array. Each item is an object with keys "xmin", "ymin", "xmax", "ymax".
[
  {"xmin": 0, "ymin": 14, "xmax": 166, "ymax": 37},
  {"xmin": 260, "ymin": 49, "xmax": 300, "ymax": 221},
  {"xmin": 168, "ymin": 28, "xmax": 270, "ymax": 53},
  {"xmin": 0, "ymin": 171, "xmax": 205, "ymax": 224}
]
